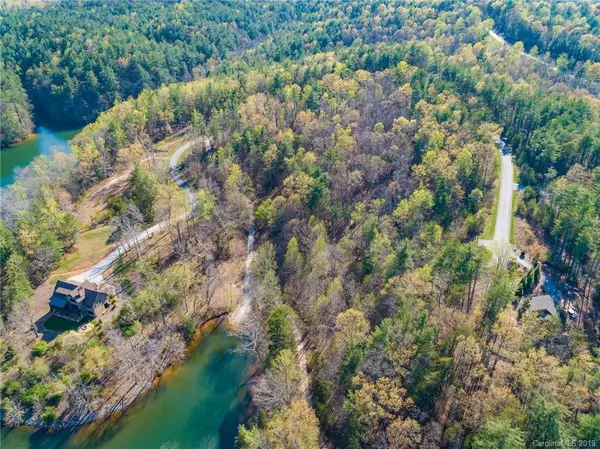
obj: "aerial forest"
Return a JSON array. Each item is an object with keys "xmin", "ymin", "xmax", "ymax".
[{"xmin": 0, "ymin": 1, "xmax": 599, "ymax": 448}]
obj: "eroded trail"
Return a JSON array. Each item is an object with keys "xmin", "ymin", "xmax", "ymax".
[
  {"xmin": 229, "ymin": 223, "xmax": 255, "ymax": 325},
  {"xmin": 228, "ymin": 222, "xmax": 310, "ymax": 400},
  {"xmin": 293, "ymin": 325, "xmax": 310, "ymax": 399}
]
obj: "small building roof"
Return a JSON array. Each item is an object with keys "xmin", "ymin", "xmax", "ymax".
[
  {"xmin": 50, "ymin": 280, "xmax": 106, "ymax": 309},
  {"xmin": 529, "ymin": 295, "xmax": 558, "ymax": 317},
  {"xmin": 49, "ymin": 295, "xmax": 68, "ymax": 309},
  {"xmin": 55, "ymin": 287, "xmax": 74, "ymax": 296},
  {"xmin": 80, "ymin": 280, "xmax": 99, "ymax": 290},
  {"xmin": 82, "ymin": 289, "xmax": 107, "ymax": 308}
]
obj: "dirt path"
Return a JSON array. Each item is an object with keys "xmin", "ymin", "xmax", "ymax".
[
  {"xmin": 229, "ymin": 224, "xmax": 255, "ymax": 325},
  {"xmin": 293, "ymin": 325, "xmax": 310, "ymax": 399},
  {"xmin": 77, "ymin": 169, "xmax": 133, "ymax": 226}
]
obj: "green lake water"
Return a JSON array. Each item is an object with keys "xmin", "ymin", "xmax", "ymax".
[
  {"xmin": 0, "ymin": 124, "xmax": 82, "ymax": 187},
  {"xmin": 1, "ymin": 328, "xmax": 251, "ymax": 449}
]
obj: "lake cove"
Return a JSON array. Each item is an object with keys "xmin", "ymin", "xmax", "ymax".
[
  {"xmin": 1, "ymin": 328, "xmax": 251, "ymax": 449},
  {"xmin": 0, "ymin": 123, "xmax": 82, "ymax": 187}
]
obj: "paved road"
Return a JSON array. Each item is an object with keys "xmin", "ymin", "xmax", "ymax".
[
  {"xmin": 479, "ymin": 138, "xmax": 532, "ymax": 270},
  {"xmin": 488, "ymin": 30, "xmax": 550, "ymax": 67},
  {"xmin": 495, "ymin": 148, "xmax": 514, "ymax": 242},
  {"xmin": 169, "ymin": 141, "xmax": 195, "ymax": 209},
  {"xmin": 169, "ymin": 136, "xmax": 211, "ymax": 209},
  {"xmin": 488, "ymin": 29, "xmax": 574, "ymax": 79},
  {"xmin": 70, "ymin": 137, "xmax": 210, "ymax": 284}
]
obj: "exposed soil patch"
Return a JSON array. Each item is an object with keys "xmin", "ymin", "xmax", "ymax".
[
  {"xmin": 514, "ymin": 217, "xmax": 549, "ymax": 262},
  {"xmin": 209, "ymin": 237, "xmax": 246, "ymax": 311},
  {"xmin": 75, "ymin": 134, "xmax": 187, "ymax": 228},
  {"xmin": 77, "ymin": 168, "xmax": 132, "ymax": 227}
]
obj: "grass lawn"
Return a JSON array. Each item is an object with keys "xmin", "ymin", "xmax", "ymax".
[
  {"xmin": 43, "ymin": 315, "xmax": 91, "ymax": 333},
  {"xmin": 47, "ymin": 274, "xmax": 67, "ymax": 285},
  {"xmin": 56, "ymin": 225, "xmax": 113, "ymax": 273},
  {"xmin": 171, "ymin": 186, "xmax": 189, "ymax": 217},
  {"xmin": 481, "ymin": 150, "xmax": 502, "ymax": 240},
  {"xmin": 481, "ymin": 178, "xmax": 500, "ymax": 240},
  {"xmin": 155, "ymin": 132, "xmax": 187, "ymax": 153},
  {"xmin": 481, "ymin": 149, "xmax": 502, "ymax": 240}
]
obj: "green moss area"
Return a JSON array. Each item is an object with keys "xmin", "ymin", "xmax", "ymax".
[{"xmin": 43, "ymin": 315, "xmax": 91, "ymax": 333}]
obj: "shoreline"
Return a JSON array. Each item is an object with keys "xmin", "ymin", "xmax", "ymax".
[
  {"xmin": 1, "ymin": 113, "xmax": 87, "ymax": 151},
  {"xmin": 0, "ymin": 132, "xmax": 37, "ymax": 150},
  {"xmin": 3, "ymin": 135, "xmax": 254, "ymax": 433},
  {"xmin": 10, "ymin": 313, "xmax": 232, "ymax": 432}
]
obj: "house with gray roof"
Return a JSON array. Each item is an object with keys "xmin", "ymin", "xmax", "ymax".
[
  {"xmin": 528, "ymin": 294, "xmax": 558, "ymax": 319},
  {"xmin": 49, "ymin": 280, "xmax": 108, "ymax": 321}
]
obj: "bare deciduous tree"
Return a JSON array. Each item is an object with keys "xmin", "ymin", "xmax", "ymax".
[
  {"xmin": 2, "ymin": 398, "xmax": 25, "ymax": 427},
  {"xmin": 8, "ymin": 301, "xmax": 38, "ymax": 338},
  {"xmin": 233, "ymin": 307, "xmax": 268, "ymax": 363},
  {"xmin": 491, "ymin": 240, "xmax": 512, "ymax": 272},
  {"xmin": 252, "ymin": 349, "xmax": 302, "ymax": 412}
]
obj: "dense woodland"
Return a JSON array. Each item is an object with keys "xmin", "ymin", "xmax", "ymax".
[
  {"xmin": 0, "ymin": 0, "xmax": 293, "ymax": 140},
  {"xmin": 0, "ymin": 0, "xmax": 599, "ymax": 448},
  {"xmin": 489, "ymin": 0, "xmax": 600, "ymax": 65},
  {"xmin": 2, "ymin": 0, "xmax": 600, "ymax": 144},
  {"xmin": 0, "ymin": 61, "xmax": 34, "ymax": 146}
]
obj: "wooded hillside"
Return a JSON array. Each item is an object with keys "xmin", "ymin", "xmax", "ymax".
[{"xmin": 0, "ymin": 1, "xmax": 598, "ymax": 446}]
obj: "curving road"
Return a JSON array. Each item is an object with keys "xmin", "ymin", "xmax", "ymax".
[
  {"xmin": 71, "ymin": 133, "xmax": 258, "ymax": 327},
  {"xmin": 70, "ymin": 137, "xmax": 209, "ymax": 285}
]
